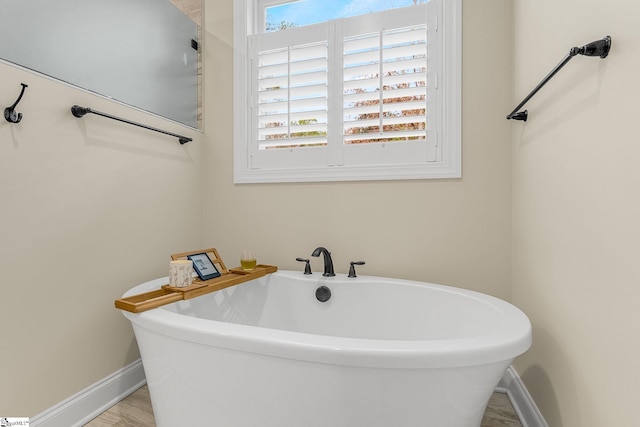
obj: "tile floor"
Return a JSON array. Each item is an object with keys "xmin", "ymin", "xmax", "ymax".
[{"xmin": 85, "ymin": 385, "xmax": 522, "ymax": 426}]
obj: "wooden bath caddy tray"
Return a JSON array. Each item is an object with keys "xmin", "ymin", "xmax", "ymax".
[{"xmin": 115, "ymin": 248, "xmax": 277, "ymax": 313}]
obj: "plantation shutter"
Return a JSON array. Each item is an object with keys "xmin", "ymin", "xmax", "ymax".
[
  {"xmin": 249, "ymin": 24, "xmax": 329, "ymax": 169},
  {"xmin": 343, "ymin": 25, "xmax": 427, "ymax": 145},
  {"xmin": 340, "ymin": 4, "xmax": 436, "ymax": 166},
  {"xmin": 246, "ymin": 3, "xmax": 438, "ymax": 173}
]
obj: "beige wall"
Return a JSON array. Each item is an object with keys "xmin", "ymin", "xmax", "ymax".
[
  {"xmin": 2, "ymin": 0, "xmax": 516, "ymax": 418},
  {"xmin": 6, "ymin": 0, "xmax": 638, "ymax": 423},
  {"xmin": 202, "ymin": 2, "xmax": 514, "ymax": 296},
  {"xmin": 0, "ymin": 65, "xmax": 203, "ymax": 415},
  {"xmin": 512, "ymin": 0, "xmax": 640, "ymax": 426}
]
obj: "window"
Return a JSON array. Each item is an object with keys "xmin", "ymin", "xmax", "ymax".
[{"xmin": 234, "ymin": 0, "xmax": 460, "ymax": 183}]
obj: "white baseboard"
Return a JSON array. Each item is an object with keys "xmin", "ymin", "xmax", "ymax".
[
  {"xmin": 496, "ymin": 366, "xmax": 548, "ymax": 427},
  {"xmin": 30, "ymin": 359, "xmax": 146, "ymax": 427}
]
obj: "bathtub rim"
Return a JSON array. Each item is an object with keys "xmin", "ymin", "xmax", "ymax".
[{"xmin": 121, "ymin": 271, "xmax": 532, "ymax": 369}]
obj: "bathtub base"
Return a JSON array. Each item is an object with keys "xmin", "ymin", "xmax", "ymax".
[{"xmin": 136, "ymin": 326, "xmax": 511, "ymax": 427}]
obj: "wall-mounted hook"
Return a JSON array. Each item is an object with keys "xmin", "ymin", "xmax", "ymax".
[{"xmin": 4, "ymin": 83, "xmax": 28, "ymax": 123}]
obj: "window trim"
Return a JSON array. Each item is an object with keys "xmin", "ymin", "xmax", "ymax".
[{"xmin": 233, "ymin": 0, "xmax": 461, "ymax": 183}]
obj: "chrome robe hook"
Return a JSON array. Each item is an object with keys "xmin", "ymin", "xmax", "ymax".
[{"xmin": 4, "ymin": 83, "xmax": 28, "ymax": 123}]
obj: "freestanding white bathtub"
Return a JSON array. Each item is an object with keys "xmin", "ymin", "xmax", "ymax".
[{"xmin": 121, "ymin": 270, "xmax": 531, "ymax": 427}]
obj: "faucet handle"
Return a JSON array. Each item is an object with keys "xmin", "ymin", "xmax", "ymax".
[
  {"xmin": 296, "ymin": 258, "xmax": 312, "ymax": 275},
  {"xmin": 348, "ymin": 261, "xmax": 365, "ymax": 278}
]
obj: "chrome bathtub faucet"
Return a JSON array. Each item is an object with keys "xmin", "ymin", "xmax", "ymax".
[{"xmin": 311, "ymin": 247, "xmax": 335, "ymax": 277}]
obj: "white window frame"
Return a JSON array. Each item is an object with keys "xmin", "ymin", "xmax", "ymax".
[{"xmin": 233, "ymin": 0, "xmax": 461, "ymax": 183}]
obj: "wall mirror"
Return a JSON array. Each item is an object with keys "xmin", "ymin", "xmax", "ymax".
[{"xmin": 0, "ymin": 0, "xmax": 202, "ymax": 129}]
